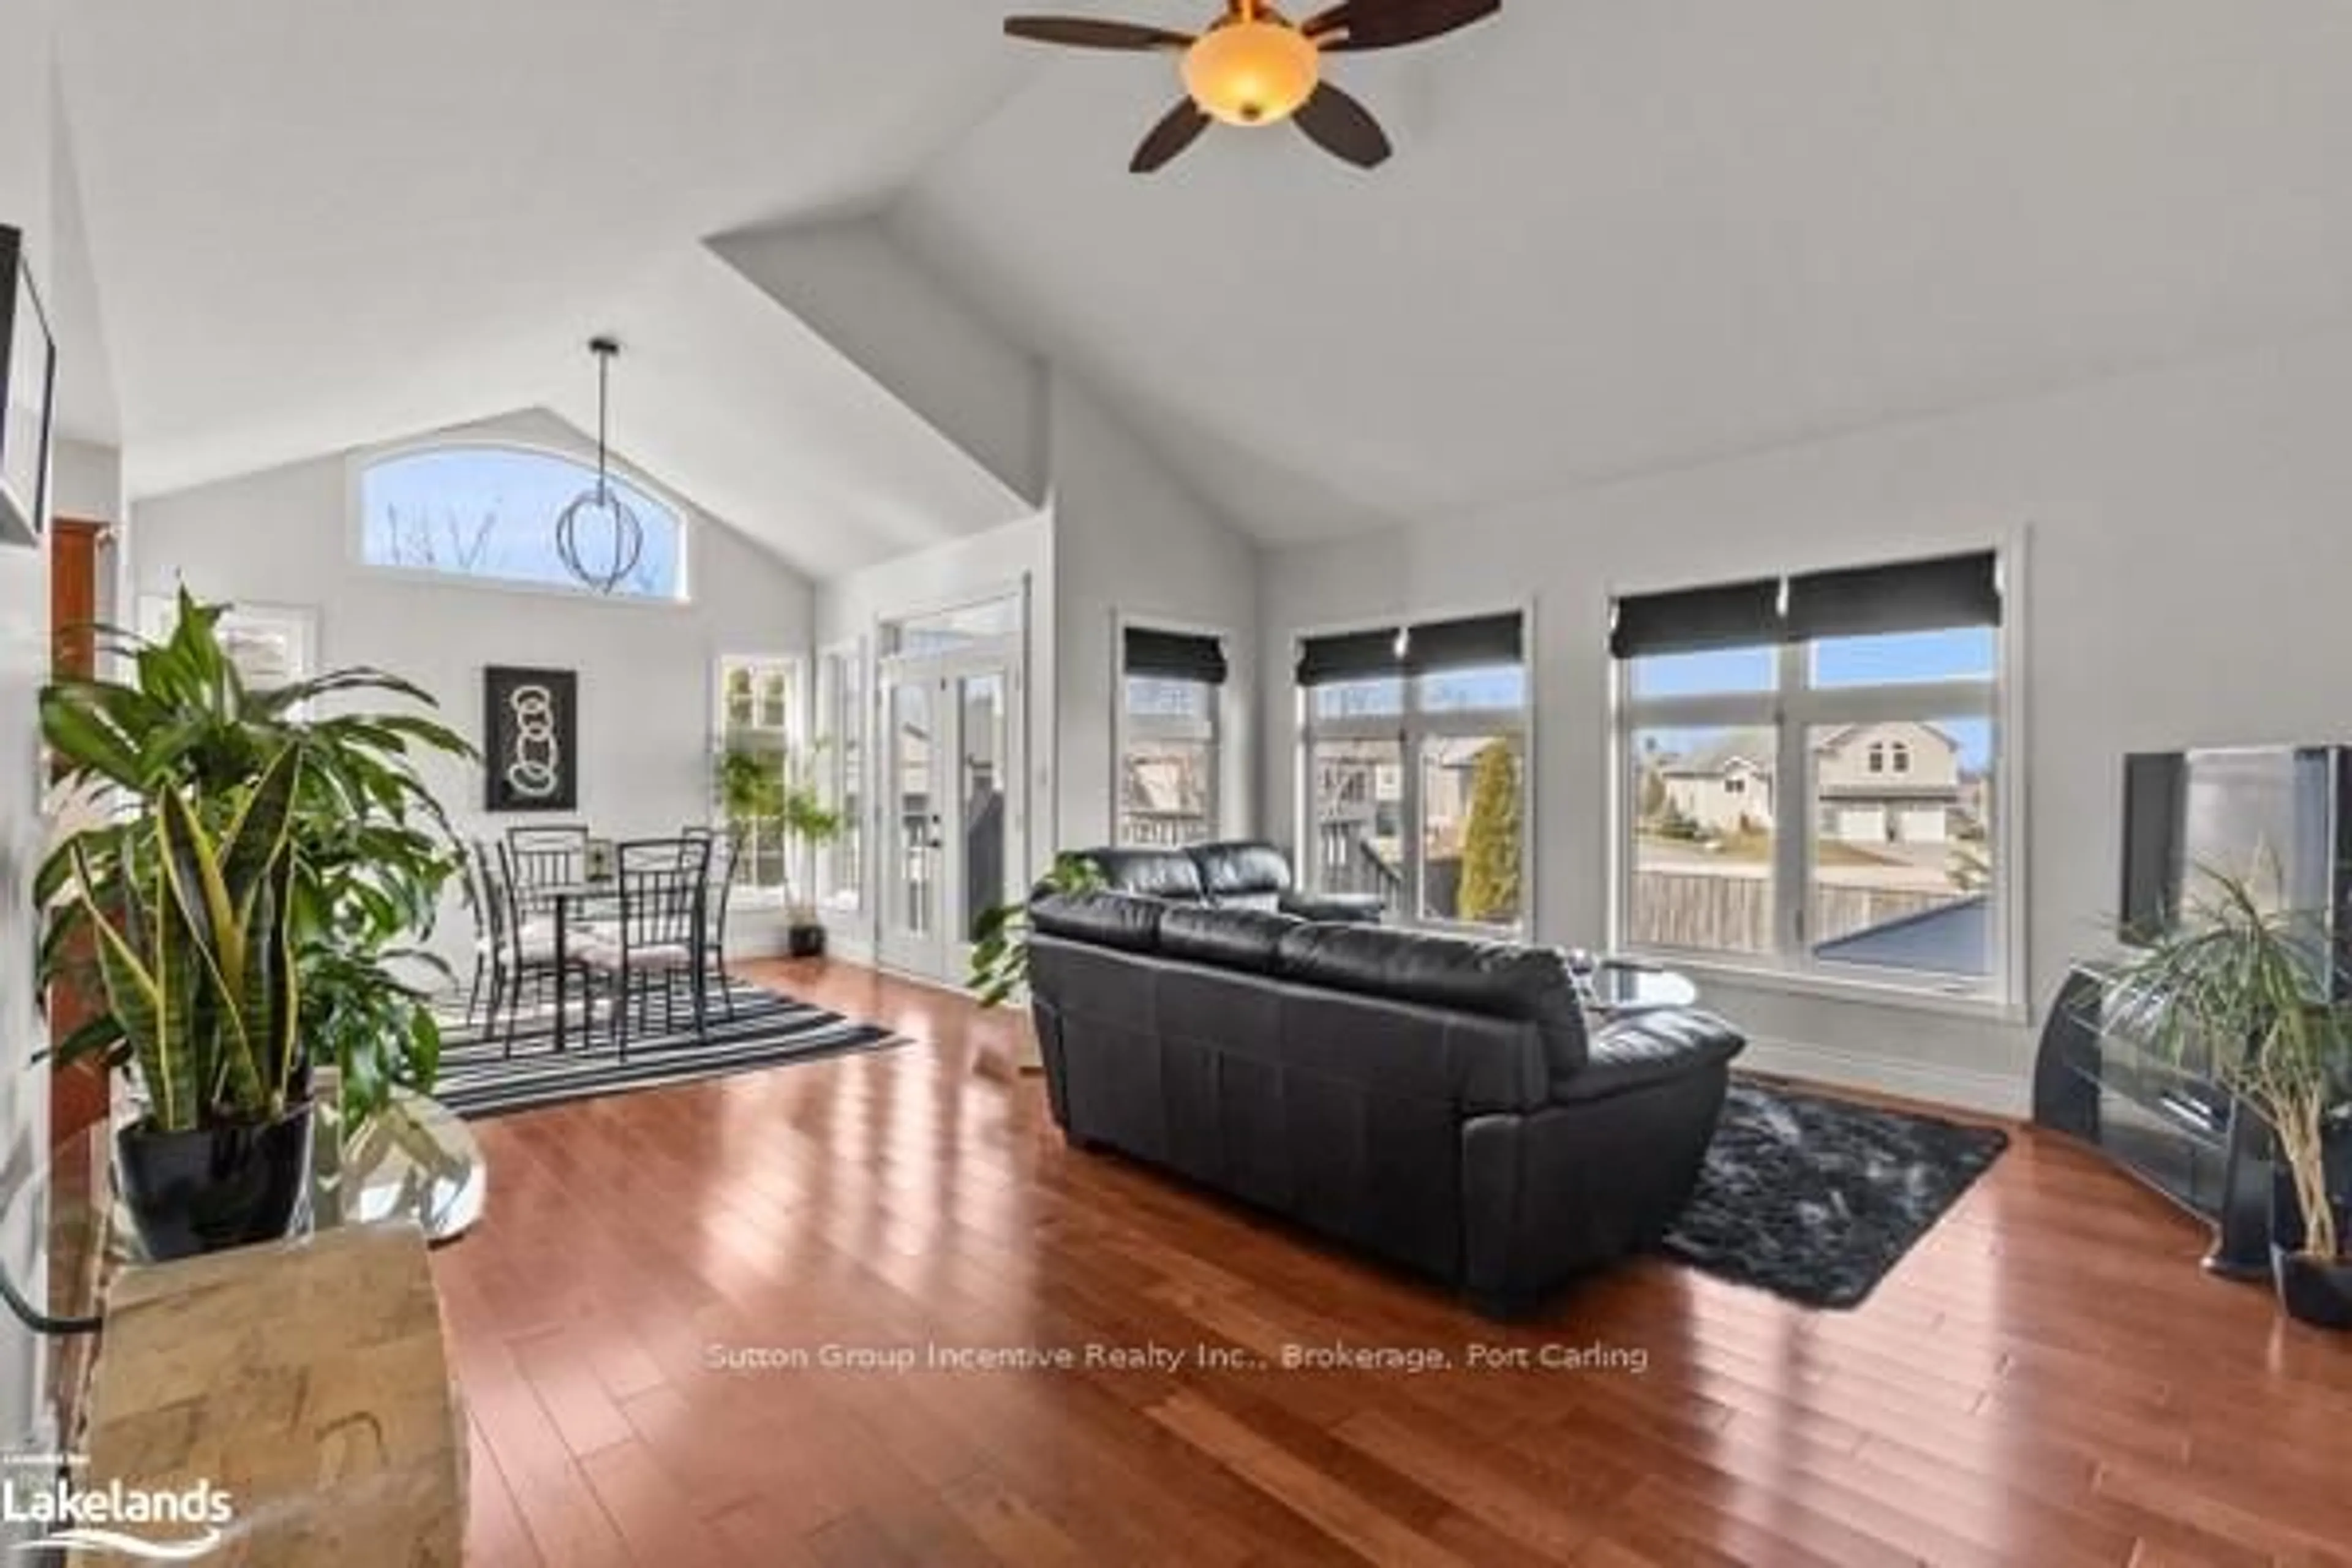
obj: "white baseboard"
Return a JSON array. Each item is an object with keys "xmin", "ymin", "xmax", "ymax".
[{"xmin": 1736, "ymin": 1032, "xmax": 2029, "ymax": 1119}]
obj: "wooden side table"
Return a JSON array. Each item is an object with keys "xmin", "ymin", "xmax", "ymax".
[{"xmin": 69, "ymin": 1221, "xmax": 465, "ymax": 1567}]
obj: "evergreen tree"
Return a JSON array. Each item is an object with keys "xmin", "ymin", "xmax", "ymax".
[{"xmin": 1458, "ymin": 741, "xmax": 1523, "ymax": 923}]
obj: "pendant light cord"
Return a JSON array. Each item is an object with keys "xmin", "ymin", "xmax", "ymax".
[{"xmin": 595, "ymin": 344, "xmax": 612, "ymax": 505}]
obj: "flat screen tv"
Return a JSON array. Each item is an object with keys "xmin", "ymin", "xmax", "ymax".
[{"xmin": 2120, "ymin": 746, "xmax": 2352, "ymax": 974}]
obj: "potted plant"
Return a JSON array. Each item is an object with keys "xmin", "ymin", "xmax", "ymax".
[
  {"xmin": 39, "ymin": 590, "xmax": 472, "ymax": 1254},
  {"xmin": 968, "ymin": 853, "xmax": 1107, "ymax": 1008},
  {"xmin": 69, "ymin": 745, "xmax": 312, "ymax": 1257},
  {"xmin": 2103, "ymin": 865, "xmax": 2352, "ymax": 1330},
  {"xmin": 716, "ymin": 740, "xmax": 844, "ymax": 956}
]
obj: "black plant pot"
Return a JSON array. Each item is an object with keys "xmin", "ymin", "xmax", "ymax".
[
  {"xmin": 2272, "ymin": 1246, "xmax": 2352, "ymax": 1331},
  {"xmin": 787, "ymin": 923, "xmax": 827, "ymax": 959},
  {"xmin": 115, "ymin": 1102, "xmax": 315, "ymax": 1262}
]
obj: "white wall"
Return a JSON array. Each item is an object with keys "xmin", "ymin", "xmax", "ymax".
[
  {"xmin": 128, "ymin": 409, "xmax": 816, "ymax": 965},
  {"xmin": 1049, "ymin": 374, "xmax": 1261, "ymax": 852},
  {"xmin": 813, "ymin": 512, "xmax": 1053, "ymax": 957},
  {"xmin": 48, "ymin": 438, "xmax": 119, "ymax": 525},
  {"xmin": 0, "ymin": 0, "xmax": 56, "ymax": 1474},
  {"xmin": 1264, "ymin": 327, "xmax": 2352, "ymax": 1113}
]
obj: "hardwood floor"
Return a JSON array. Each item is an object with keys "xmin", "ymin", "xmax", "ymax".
[{"xmin": 435, "ymin": 959, "xmax": 2352, "ymax": 1568}]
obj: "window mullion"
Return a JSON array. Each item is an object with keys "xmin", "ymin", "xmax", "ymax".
[{"xmin": 1776, "ymin": 641, "xmax": 1808, "ymax": 965}]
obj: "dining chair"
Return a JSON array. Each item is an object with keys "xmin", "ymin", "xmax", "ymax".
[
  {"xmin": 504, "ymin": 823, "xmax": 590, "ymax": 913},
  {"xmin": 483, "ymin": 840, "xmax": 595, "ymax": 1056},
  {"xmin": 582, "ymin": 836, "xmax": 713, "ymax": 1057},
  {"xmin": 700, "ymin": 829, "xmax": 744, "ymax": 1021}
]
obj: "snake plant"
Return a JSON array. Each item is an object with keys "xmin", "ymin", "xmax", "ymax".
[
  {"xmin": 71, "ymin": 744, "xmax": 304, "ymax": 1132},
  {"xmin": 39, "ymin": 587, "xmax": 472, "ymax": 1120}
]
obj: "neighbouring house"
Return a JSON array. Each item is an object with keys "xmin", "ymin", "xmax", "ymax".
[
  {"xmin": 1646, "ymin": 722, "xmax": 1971, "ymax": 845},
  {"xmin": 1814, "ymin": 721, "xmax": 1965, "ymax": 845},
  {"xmin": 1657, "ymin": 738, "xmax": 1776, "ymax": 834}
]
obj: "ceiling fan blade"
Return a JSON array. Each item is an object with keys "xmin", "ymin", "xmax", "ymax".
[
  {"xmin": 1293, "ymin": 82, "xmax": 1393, "ymax": 168},
  {"xmin": 1005, "ymin": 15, "xmax": 1193, "ymax": 50},
  {"xmin": 1131, "ymin": 99, "xmax": 1212, "ymax": 173},
  {"xmin": 1303, "ymin": 0, "xmax": 1500, "ymax": 52}
]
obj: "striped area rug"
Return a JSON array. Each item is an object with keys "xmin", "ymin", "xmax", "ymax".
[{"xmin": 432, "ymin": 980, "xmax": 903, "ymax": 1118}]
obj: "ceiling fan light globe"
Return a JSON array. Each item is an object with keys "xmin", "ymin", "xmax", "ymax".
[{"xmin": 1182, "ymin": 20, "xmax": 1319, "ymax": 127}]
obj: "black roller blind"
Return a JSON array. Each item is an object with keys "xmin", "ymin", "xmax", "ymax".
[
  {"xmin": 1609, "ymin": 578, "xmax": 1782, "ymax": 659},
  {"xmin": 1296, "ymin": 627, "xmax": 1404, "ymax": 687},
  {"xmin": 1403, "ymin": 612, "xmax": 1523, "ymax": 674},
  {"xmin": 1784, "ymin": 551, "xmax": 2001, "ymax": 640},
  {"xmin": 1124, "ymin": 626, "xmax": 1229, "ymax": 686}
]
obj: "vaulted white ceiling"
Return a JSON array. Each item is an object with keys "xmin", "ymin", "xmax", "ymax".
[
  {"xmin": 896, "ymin": 0, "xmax": 2352, "ymax": 541},
  {"xmin": 56, "ymin": 0, "xmax": 1039, "ymax": 575},
  {"xmin": 52, "ymin": 0, "xmax": 2352, "ymax": 567}
]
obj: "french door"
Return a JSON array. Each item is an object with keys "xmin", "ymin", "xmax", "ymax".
[{"xmin": 876, "ymin": 651, "xmax": 1022, "ymax": 982}]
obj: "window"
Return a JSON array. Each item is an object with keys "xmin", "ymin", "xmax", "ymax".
[
  {"xmin": 817, "ymin": 643, "xmax": 865, "ymax": 911},
  {"xmin": 358, "ymin": 444, "xmax": 687, "ymax": 600},
  {"xmin": 1613, "ymin": 551, "xmax": 2007, "ymax": 996},
  {"xmin": 714, "ymin": 657, "xmax": 801, "ymax": 897},
  {"xmin": 1118, "ymin": 625, "xmax": 1226, "ymax": 848},
  {"xmin": 1298, "ymin": 612, "xmax": 1528, "ymax": 932}
]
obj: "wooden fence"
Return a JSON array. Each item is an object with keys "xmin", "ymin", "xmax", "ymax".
[{"xmin": 1629, "ymin": 869, "xmax": 1955, "ymax": 955}]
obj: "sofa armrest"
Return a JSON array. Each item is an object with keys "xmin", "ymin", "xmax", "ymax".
[
  {"xmin": 1277, "ymin": 891, "xmax": 1387, "ymax": 924},
  {"xmin": 1460, "ymin": 1044, "xmax": 1735, "ymax": 1314},
  {"xmin": 1553, "ymin": 1009, "xmax": 1744, "ymax": 1104}
]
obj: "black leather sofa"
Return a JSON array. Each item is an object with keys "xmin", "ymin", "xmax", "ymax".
[
  {"xmin": 1027, "ymin": 890, "xmax": 1744, "ymax": 1316},
  {"xmin": 1072, "ymin": 840, "xmax": 1387, "ymax": 924}
]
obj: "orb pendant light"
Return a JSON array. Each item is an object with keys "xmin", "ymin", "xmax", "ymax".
[{"xmin": 556, "ymin": 337, "xmax": 646, "ymax": 595}]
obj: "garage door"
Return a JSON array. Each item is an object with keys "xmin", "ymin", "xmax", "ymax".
[{"xmin": 1896, "ymin": 808, "xmax": 1947, "ymax": 843}]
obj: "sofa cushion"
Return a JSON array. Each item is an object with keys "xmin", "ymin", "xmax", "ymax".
[
  {"xmin": 1031, "ymin": 891, "xmax": 1167, "ymax": 952},
  {"xmin": 1276, "ymin": 924, "xmax": 1589, "ymax": 1085},
  {"xmin": 1076, "ymin": 849, "xmax": 1206, "ymax": 902},
  {"xmin": 1159, "ymin": 905, "xmax": 1303, "ymax": 974},
  {"xmin": 1188, "ymin": 842, "xmax": 1295, "ymax": 903}
]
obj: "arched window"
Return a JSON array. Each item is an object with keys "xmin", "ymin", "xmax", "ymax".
[
  {"xmin": 1867, "ymin": 742, "xmax": 1886, "ymax": 774},
  {"xmin": 1891, "ymin": 741, "xmax": 1912, "ymax": 774},
  {"xmin": 357, "ymin": 444, "xmax": 687, "ymax": 600}
]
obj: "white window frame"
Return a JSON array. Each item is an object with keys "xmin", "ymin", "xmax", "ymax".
[
  {"xmin": 1608, "ymin": 543, "xmax": 2026, "ymax": 1017},
  {"xmin": 1114, "ymin": 614, "xmax": 1227, "ymax": 850},
  {"xmin": 1295, "ymin": 606, "xmax": 1534, "ymax": 937},
  {"xmin": 815, "ymin": 638, "xmax": 867, "ymax": 914},
  {"xmin": 347, "ymin": 437, "xmax": 695, "ymax": 605},
  {"xmin": 712, "ymin": 654, "xmax": 804, "ymax": 905}
]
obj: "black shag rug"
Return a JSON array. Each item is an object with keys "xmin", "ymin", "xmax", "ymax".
[{"xmin": 1659, "ymin": 1080, "xmax": 2009, "ymax": 1309}]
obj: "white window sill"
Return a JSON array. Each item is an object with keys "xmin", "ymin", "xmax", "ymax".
[{"xmin": 1620, "ymin": 950, "xmax": 2027, "ymax": 1027}]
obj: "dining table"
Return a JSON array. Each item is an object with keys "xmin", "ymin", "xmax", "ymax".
[{"xmin": 540, "ymin": 875, "xmax": 621, "ymax": 1053}]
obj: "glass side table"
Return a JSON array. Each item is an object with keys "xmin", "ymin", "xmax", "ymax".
[
  {"xmin": 1567, "ymin": 951, "xmax": 1700, "ymax": 1019},
  {"xmin": 42, "ymin": 1076, "xmax": 485, "ymax": 1324}
]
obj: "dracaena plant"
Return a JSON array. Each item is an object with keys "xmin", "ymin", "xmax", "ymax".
[
  {"xmin": 72, "ymin": 745, "xmax": 305, "ymax": 1131},
  {"xmin": 968, "ymin": 853, "xmax": 1107, "ymax": 1009},
  {"xmin": 39, "ymin": 589, "xmax": 473, "ymax": 1121},
  {"xmin": 2103, "ymin": 864, "xmax": 2352, "ymax": 1262}
]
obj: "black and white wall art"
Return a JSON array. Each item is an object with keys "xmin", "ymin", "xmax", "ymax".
[{"xmin": 483, "ymin": 665, "xmax": 578, "ymax": 812}]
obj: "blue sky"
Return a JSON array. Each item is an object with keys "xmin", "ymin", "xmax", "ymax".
[
  {"xmin": 1634, "ymin": 628, "xmax": 1998, "ymax": 771},
  {"xmin": 361, "ymin": 447, "xmax": 684, "ymax": 597}
]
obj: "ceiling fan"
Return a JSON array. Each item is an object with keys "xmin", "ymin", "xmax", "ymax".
[{"xmin": 1004, "ymin": 0, "xmax": 1500, "ymax": 173}]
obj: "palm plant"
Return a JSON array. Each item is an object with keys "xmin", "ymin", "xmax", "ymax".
[
  {"xmin": 39, "ymin": 588, "xmax": 472, "ymax": 1121},
  {"xmin": 2102, "ymin": 865, "xmax": 2351, "ymax": 1267}
]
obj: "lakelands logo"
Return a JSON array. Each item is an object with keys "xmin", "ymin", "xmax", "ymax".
[{"xmin": 3, "ymin": 1471, "xmax": 232, "ymax": 1560}]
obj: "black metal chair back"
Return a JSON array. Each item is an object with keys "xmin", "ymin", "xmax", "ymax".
[
  {"xmin": 506, "ymin": 824, "xmax": 589, "ymax": 903},
  {"xmin": 612, "ymin": 837, "xmax": 712, "ymax": 953},
  {"xmin": 469, "ymin": 840, "xmax": 513, "ymax": 952}
]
